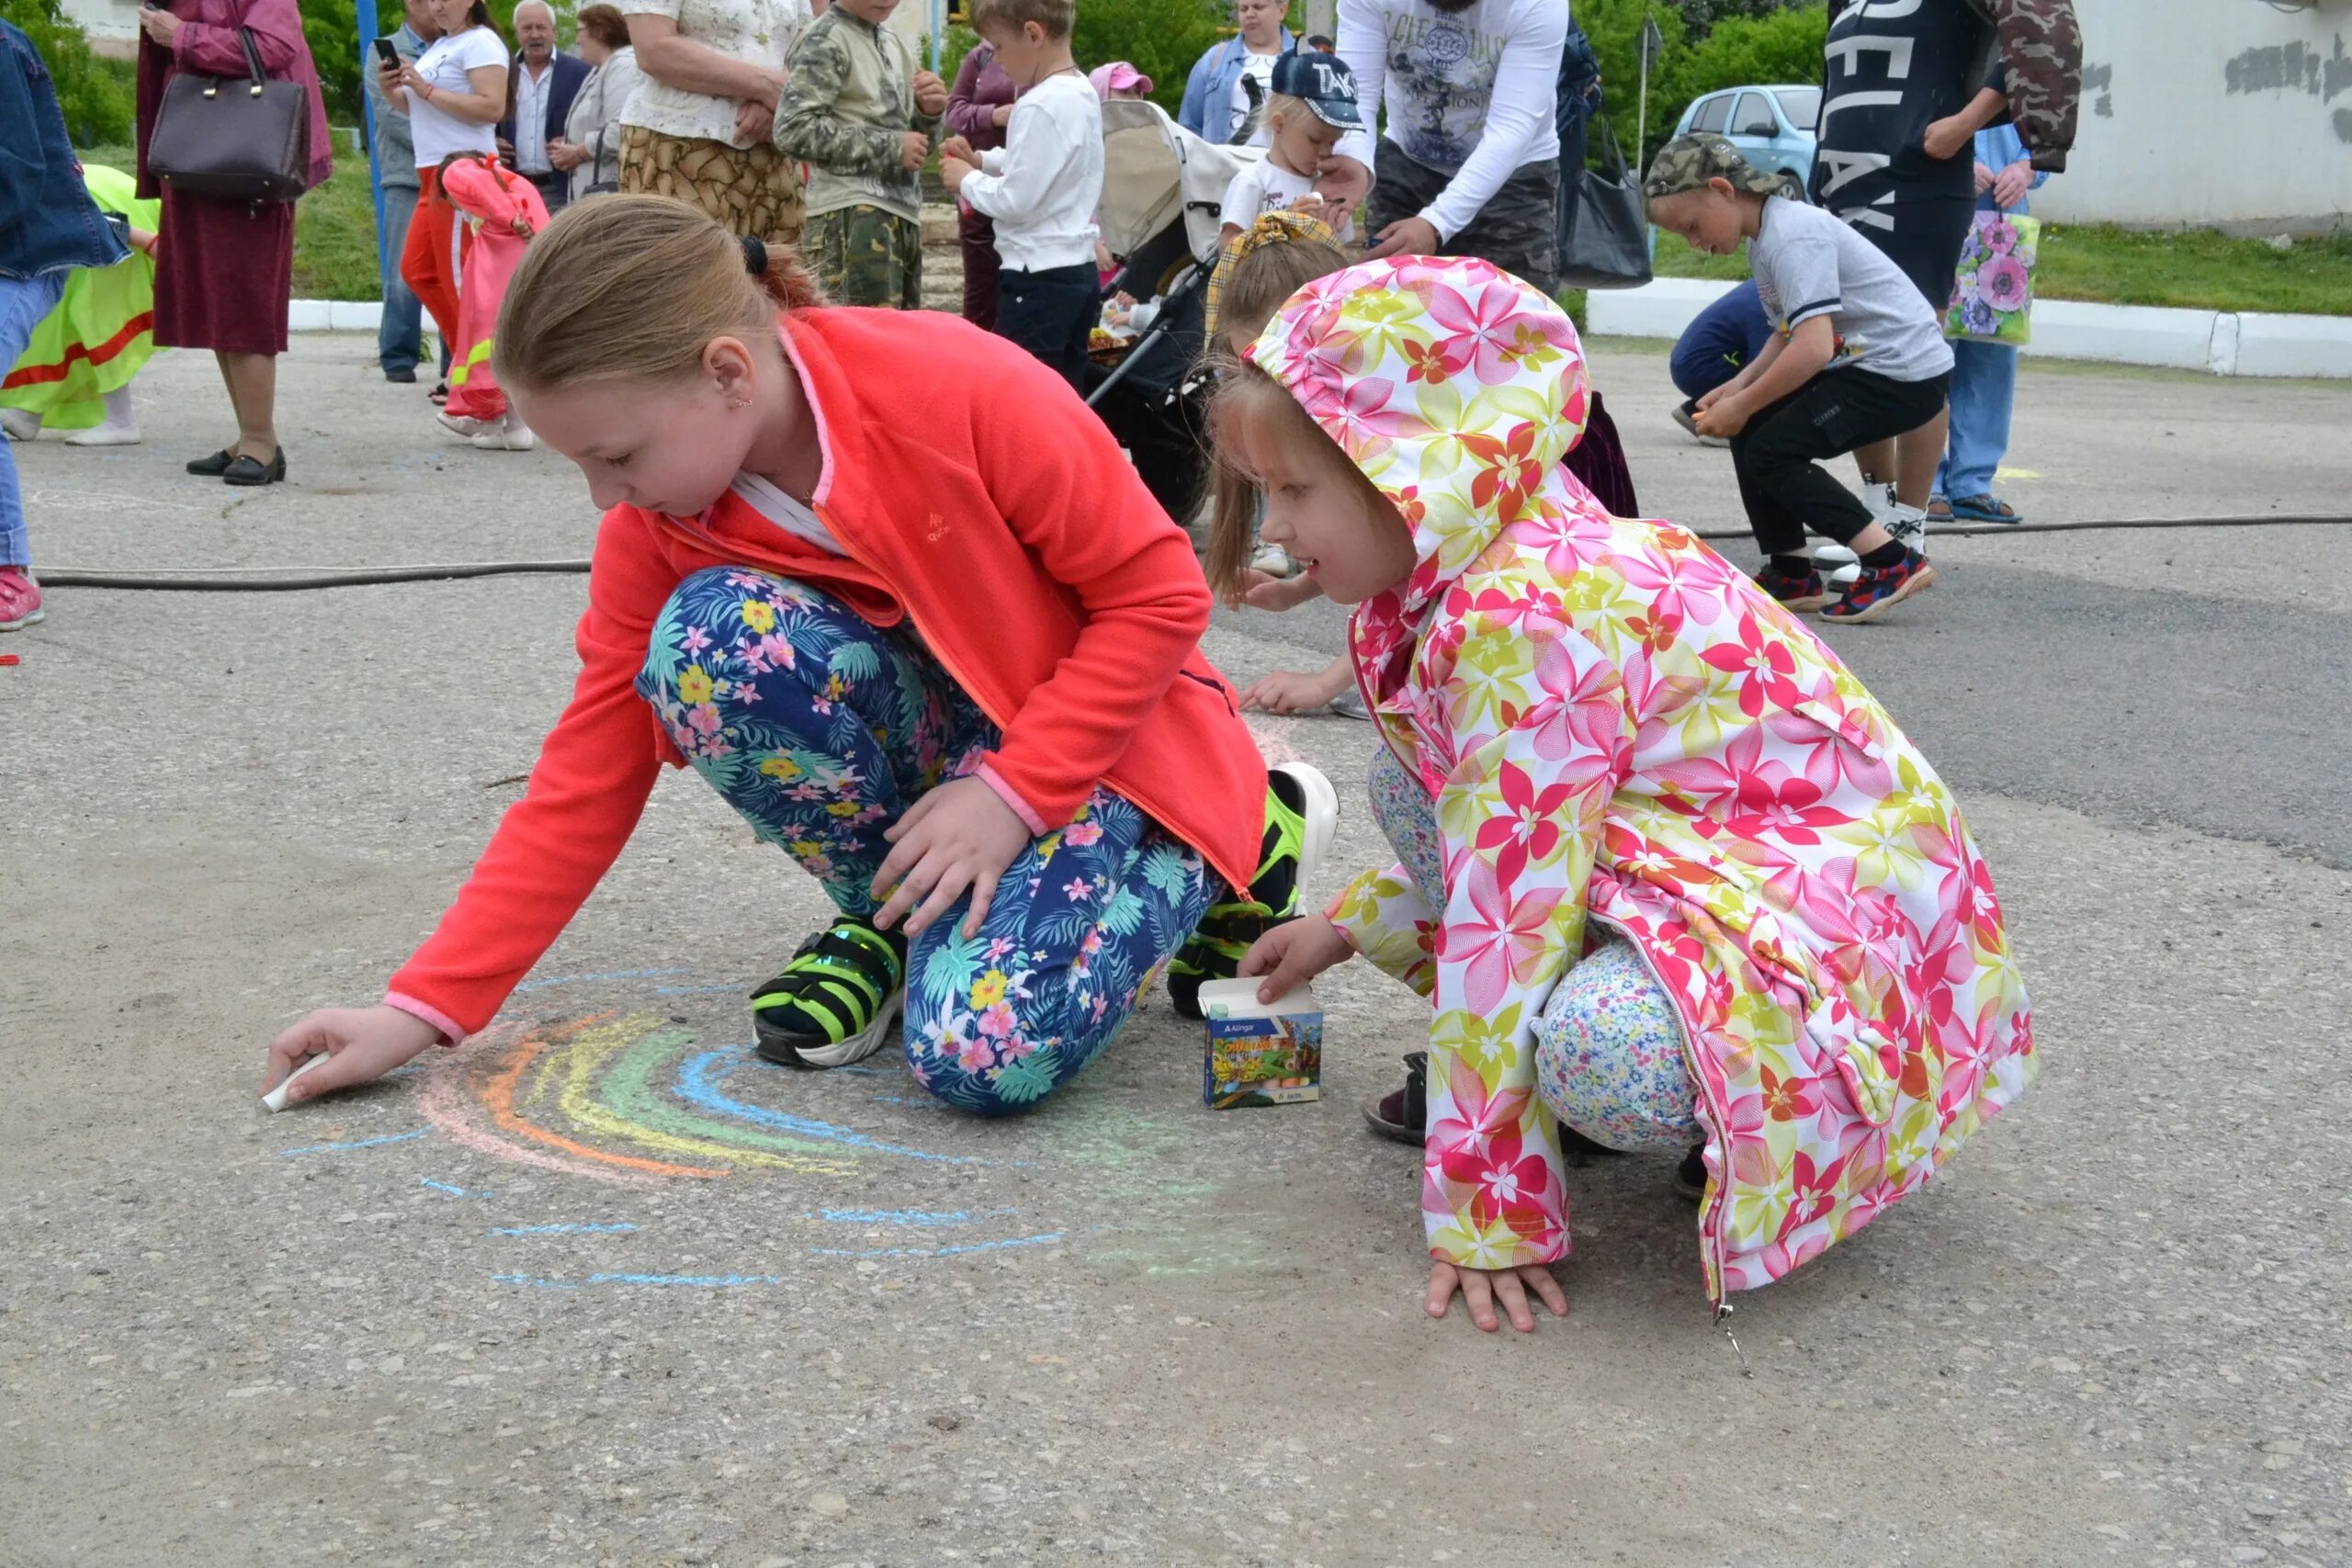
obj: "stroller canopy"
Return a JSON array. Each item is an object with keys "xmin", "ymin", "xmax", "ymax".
[{"xmin": 1096, "ymin": 98, "xmax": 1262, "ymax": 266}]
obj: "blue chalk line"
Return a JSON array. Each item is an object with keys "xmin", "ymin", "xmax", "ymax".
[
  {"xmin": 278, "ymin": 1128, "xmax": 429, "ymax": 1157},
  {"xmin": 420, "ymin": 1178, "xmax": 490, "ymax": 1198},
  {"xmin": 491, "ymin": 1223, "xmax": 639, "ymax": 1235},
  {"xmin": 806, "ymin": 1233, "xmax": 1064, "ymax": 1260},
  {"xmin": 675, "ymin": 1047, "xmax": 980, "ymax": 1165}
]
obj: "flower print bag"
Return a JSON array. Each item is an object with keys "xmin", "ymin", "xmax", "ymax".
[{"xmin": 1945, "ymin": 211, "xmax": 2041, "ymax": 346}]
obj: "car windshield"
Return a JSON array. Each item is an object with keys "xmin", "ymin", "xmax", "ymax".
[{"xmin": 1774, "ymin": 87, "xmax": 1822, "ymax": 131}]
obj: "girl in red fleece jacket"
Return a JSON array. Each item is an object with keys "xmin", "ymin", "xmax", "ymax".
[{"xmin": 261, "ymin": 195, "xmax": 1333, "ymax": 1115}]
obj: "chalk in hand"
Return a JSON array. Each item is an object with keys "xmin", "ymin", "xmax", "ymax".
[{"xmin": 261, "ymin": 1051, "xmax": 334, "ymax": 1112}]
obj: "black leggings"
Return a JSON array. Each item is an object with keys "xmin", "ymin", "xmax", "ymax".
[{"xmin": 1730, "ymin": 367, "xmax": 1951, "ymax": 555}]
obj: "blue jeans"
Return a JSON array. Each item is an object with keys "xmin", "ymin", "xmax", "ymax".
[
  {"xmin": 377, "ymin": 183, "xmax": 424, "ymax": 375},
  {"xmin": 636, "ymin": 568, "xmax": 1219, "ymax": 1116},
  {"xmin": 0, "ymin": 272, "xmax": 68, "ymax": 569},
  {"xmin": 1669, "ymin": 279, "xmax": 1773, "ymax": 401},
  {"xmin": 1936, "ymin": 336, "xmax": 2018, "ymax": 501}
]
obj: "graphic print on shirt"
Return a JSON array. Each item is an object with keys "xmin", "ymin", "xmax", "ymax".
[
  {"xmin": 1383, "ymin": 5, "xmax": 1509, "ymax": 172},
  {"xmin": 1812, "ymin": 0, "xmax": 1987, "ymax": 230}
]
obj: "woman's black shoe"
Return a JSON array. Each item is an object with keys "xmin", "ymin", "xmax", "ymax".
[
  {"xmin": 186, "ymin": 448, "xmax": 236, "ymax": 476},
  {"xmin": 221, "ymin": 447, "xmax": 286, "ymax": 487}
]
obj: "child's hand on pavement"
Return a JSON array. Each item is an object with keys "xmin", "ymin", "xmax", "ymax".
[
  {"xmin": 1692, "ymin": 394, "xmax": 1747, "ymax": 439},
  {"xmin": 1238, "ymin": 914, "xmax": 1353, "ymax": 1003},
  {"xmin": 262, "ymin": 1005, "xmax": 444, "ymax": 1107},
  {"xmin": 872, "ymin": 776, "xmax": 1032, "ymax": 941},
  {"xmin": 1426, "ymin": 1260, "xmax": 1569, "ymax": 1334},
  {"xmin": 899, "ymin": 130, "xmax": 932, "ymax": 170},
  {"xmin": 911, "ymin": 69, "xmax": 948, "ymax": 117}
]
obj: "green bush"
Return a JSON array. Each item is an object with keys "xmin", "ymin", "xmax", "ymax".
[
  {"xmin": 4, "ymin": 0, "xmax": 133, "ymax": 144},
  {"xmin": 1576, "ymin": 0, "xmax": 1827, "ymax": 172}
]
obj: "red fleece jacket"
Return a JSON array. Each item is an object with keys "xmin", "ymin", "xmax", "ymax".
[{"xmin": 385, "ymin": 307, "xmax": 1266, "ymax": 1041}]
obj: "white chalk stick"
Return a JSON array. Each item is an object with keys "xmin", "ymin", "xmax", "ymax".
[{"xmin": 261, "ymin": 1052, "xmax": 334, "ymax": 1112}]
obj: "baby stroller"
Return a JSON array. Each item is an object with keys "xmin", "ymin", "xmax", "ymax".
[{"xmin": 1086, "ymin": 99, "xmax": 1261, "ymax": 520}]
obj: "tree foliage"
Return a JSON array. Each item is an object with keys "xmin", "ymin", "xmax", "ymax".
[
  {"xmin": 4, "ymin": 0, "xmax": 134, "ymax": 144},
  {"xmin": 1577, "ymin": 0, "xmax": 1827, "ymax": 169}
]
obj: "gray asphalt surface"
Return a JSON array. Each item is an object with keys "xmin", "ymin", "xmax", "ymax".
[{"xmin": 2, "ymin": 335, "xmax": 2347, "ymax": 1568}]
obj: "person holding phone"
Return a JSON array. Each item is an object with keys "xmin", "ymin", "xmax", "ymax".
[
  {"xmin": 377, "ymin": 0, "xmax": 507, "ymax": 425},
  {"xmin": 361, "ymin": 0, "xmax": 439, "ymax": 386}
]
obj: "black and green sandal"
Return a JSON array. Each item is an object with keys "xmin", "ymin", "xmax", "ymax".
[
  {"xmin": 1167, "ymin": 761, "xmax": 1339, "ymax": 1021},
  {"xmin": 750, "ymin": 917, "xmax": 909, "ymax": 1069}
]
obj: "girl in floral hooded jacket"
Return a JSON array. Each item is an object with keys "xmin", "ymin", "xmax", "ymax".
[{"xmin": 1224, "ymin": 256, "xmax": 2036, "ymax": 1332}]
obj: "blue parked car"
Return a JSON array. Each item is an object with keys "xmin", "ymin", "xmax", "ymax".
[{"xmin": 1672, "ymin": 84, "xmax": 1820, "ymax": 201}]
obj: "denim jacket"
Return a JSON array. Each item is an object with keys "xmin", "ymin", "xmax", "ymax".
[
  {"xmin": 0, "ymin": 21, "xmax": 130, "ymax": 280},
  {"xmin": 1177, "ymin": 28, "xmax": 1295, "ymax": 144}
]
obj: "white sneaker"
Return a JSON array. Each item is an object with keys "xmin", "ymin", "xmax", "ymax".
[
  {"xmin": 64, "ymin": 421, "xmax": 141, "ymax": 447},
  {"xmin": 436, "ymin": 409, "xmax": 485, "ymax": 439},
  {"xmin": 1885, "ymin": 502, "xmax": 1929, "ymax": 556},
  {"xmin": 1250, "ymin": 543, "xmax": 1297, "ymax": 578},
  {"xmin": 471, "ymin": 412, "xmax": 537, "ymax": 451},
  {"xmin": 0, "ymin": 409, "xmax": 40, "ymax": 442}
]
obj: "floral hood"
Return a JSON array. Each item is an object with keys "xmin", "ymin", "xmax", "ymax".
[{"xmin": 1246, "ymin": 256, "xmax": 1591, "ymax": 632}]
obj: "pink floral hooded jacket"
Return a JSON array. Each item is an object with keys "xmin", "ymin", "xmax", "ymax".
[{"xmin": 1247, "ymin": 258, "xmax": 2037, "ymax": 1303}]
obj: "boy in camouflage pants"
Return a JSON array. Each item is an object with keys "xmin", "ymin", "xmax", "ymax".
[{"xmin": 774, "ymin": 0, "xmax": 946, "ymax": 309}]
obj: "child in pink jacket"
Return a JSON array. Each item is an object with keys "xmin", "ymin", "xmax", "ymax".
[{"xmin": 434, "ymin": 152, "xmax": 547, "ymax": 451}]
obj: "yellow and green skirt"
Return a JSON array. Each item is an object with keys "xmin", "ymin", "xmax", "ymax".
[{"xmin": 1, "ymin": 165, "xmax": 160, "ymax": 431}]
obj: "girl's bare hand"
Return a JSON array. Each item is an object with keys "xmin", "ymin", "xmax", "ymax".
[
  {"xmin": 1237, "ymin": 569, "xmax": 1326, "ymax": 613},
  {"xmin": 1237, "ymin": 914, "xmax": 1352, "ymax": 1002},
  {"xmin": 872, "ymin": 776, "xmax": 1032, "ymax": 940},
  {"xmin": 1425, "ymin": 1260, "xmax": 1569, "ymax": 1333},
  {"xmin": 261, "ymin": 1005, "xmax": 443, "ymax": 1107},
  {"xmin": 1238, "ymin": 666, "xmax": 1348, "ymax": 715}
]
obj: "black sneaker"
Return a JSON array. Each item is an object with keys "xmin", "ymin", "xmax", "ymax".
[
  {"xmin": 1755, "ymin": 560, "xmax": 1834, "ymax": 612},
  {"xmin": 1167, "ymin": 761, "xmax": 1338, "ymax": 1020},
  {"xmin": 1819, "ymin": 547, "xmax": 1936, "ymax": 624},
  {"xmin": 1360, "ymin": 1049, "xmax": 1623, "ymax": 1166},
  {"xmin": 750, "ymin": 917, "xmax": 908, "ymax": 1068},
  {"xmin": 1673, "ymin": 1145, "xmax": 1708, "ymax": 1201}
]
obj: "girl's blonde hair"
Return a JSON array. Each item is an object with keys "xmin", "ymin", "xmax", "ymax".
[
  {"xmin": 1198, "ymin": 228, "xmax": 1354, "ymax": 598},
  {"xmin": 495, "ymin": 196, "xmax": 821, "ymax": 394},
  {"xmin": 1246, "ymin": 90, "xmax": 1311, "ymax": 143},
  {"xmin": 1204, "ymin": 363, "xmax": 1397, "ymax": 604}
]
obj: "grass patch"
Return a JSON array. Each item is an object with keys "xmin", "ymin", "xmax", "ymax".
[
  {"xmin": 81, "ymin": 138, "xmax": 386, "ymax": 302},
  {"xmin": 1651, "ymin": 221, "xmax": 2352, "ymax": 317}
]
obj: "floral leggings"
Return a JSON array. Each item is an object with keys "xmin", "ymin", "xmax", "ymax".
[
  {"xmin": 638, "ymin": 568, "xmax": 1216, "ymax": 1115},
  {"xmin": 1365, "ymin": 750, "xmax": 1701, "ymax": 1153}
]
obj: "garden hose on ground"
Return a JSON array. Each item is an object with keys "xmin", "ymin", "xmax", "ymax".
[{"xmin": 35, "ymin": 513, "xmax": 2352, "ymax": 592}]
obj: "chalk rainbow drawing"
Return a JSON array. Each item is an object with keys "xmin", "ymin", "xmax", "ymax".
[{"xmin": 409, "ymin": 1010, "xmax": 995, "ymax": 1184}]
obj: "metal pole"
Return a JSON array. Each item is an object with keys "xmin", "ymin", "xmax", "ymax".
[
  {"xmin": 931, "ymin": 0, "xmax": 942, "ymax": 75},
  {"xmin": 357, "ymin": 0, "xmax": 389, "ymax": 281}
]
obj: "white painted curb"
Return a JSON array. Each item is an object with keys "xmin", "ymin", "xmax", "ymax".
[{"xmin": 1579, "ymin": 278, "xmax": 2352, "ymax": 379}]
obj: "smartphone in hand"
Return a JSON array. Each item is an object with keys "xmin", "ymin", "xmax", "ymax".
[{"xmin": 372, "ymin": 36, "xmax": 401, "ymax": 67}]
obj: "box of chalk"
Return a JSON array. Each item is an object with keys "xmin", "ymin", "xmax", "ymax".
[{"xmin": 1196, "ymin": 977, "xmax": 1322, "ymax": 1110}]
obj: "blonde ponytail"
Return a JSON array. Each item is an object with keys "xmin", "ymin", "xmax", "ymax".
[{"xmin": 494, "ymin": 196, "xmax": 826, "ymax": 394}]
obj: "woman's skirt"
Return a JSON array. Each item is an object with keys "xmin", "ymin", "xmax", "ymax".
[
  {"xmin": 617, "ymin": 123, "xmax": 804, "ymax": 245},
  {"xmin": 153, "ymin": 186, "xmax": 296, "ymax": 355}
]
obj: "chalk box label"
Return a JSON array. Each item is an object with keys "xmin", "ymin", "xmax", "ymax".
[{"xmin": 1197, "ymin": 978, "xmax": 1322, "ymax": 1110}]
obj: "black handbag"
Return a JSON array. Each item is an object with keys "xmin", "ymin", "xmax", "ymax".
[
  {"xmin": 1558, "ymin": 116, "xmax": 1653, "ymax": 291},
  {"xmin": 148, "ymin": 27, "xmax": 311, "ymax": 203}
]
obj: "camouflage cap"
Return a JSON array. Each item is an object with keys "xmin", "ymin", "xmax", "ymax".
[{"xmin": 1643, "ymin": 132, "xmax": 1782, "ymax": 200}]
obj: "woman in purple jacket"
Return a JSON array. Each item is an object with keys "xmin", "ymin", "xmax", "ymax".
[
  {"xmin": 135, "ymin": 0, "xmax": 331, "ymax": 487},
  {"xmin": 944, "ymin": 40, "xmax": 1016, "ymax": 330}
]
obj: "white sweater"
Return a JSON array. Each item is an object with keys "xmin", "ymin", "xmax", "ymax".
[
  {"xmin": 961, "ymin": 70, "xmax": 1103, "ymax": 273},
  {"xmin": 1335, "ymin": 0, "xmax": 1568, "ymax": 243}
]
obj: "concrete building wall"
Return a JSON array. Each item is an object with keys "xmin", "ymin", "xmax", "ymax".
[{"xmin": 2031, "ymin": 0, "xmax": 2352, "ymax": 234}]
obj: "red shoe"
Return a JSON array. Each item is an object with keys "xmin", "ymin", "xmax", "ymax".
[
  {"xmin": 1819, "ymin": 548, "xmax": 1936, "ymax": 624},
  {"xmin": 0, "ymin": 567, "xmax": 43, "ymax": 630}
]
